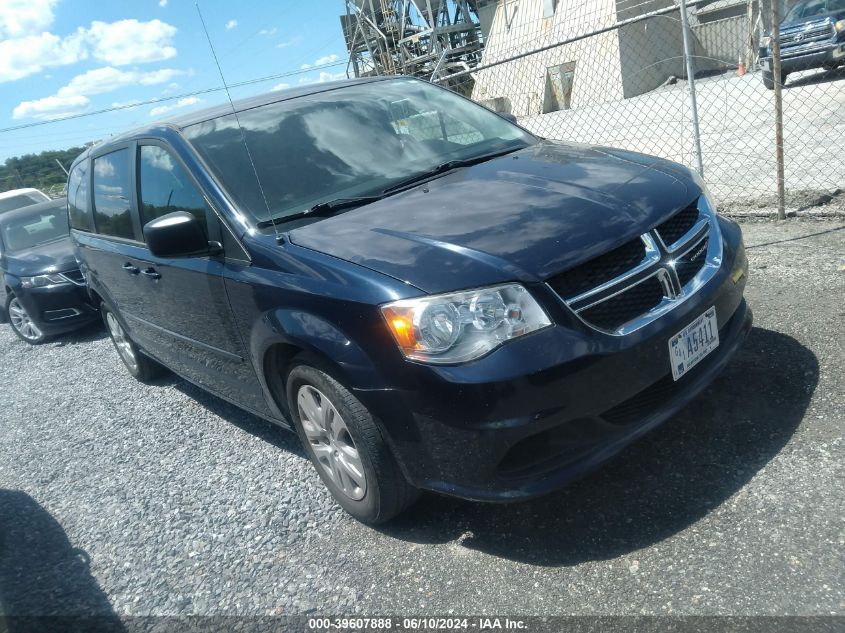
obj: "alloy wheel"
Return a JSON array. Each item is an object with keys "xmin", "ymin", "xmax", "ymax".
[
  {"xmin": 297, "ymin": 384, "xmax": 367, "ymax": 500},
  {"xmin": 105, "ymin": 311, "xmax": 139, "ymax": 373},
  {"xmin": 8, "ymin": 298, "xmax": 43, "ymax": 342}
]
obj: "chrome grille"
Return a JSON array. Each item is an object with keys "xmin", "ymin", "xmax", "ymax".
[
  {"xmin": 655, "ymin": 202, "xmax": 698, "ymax": 247},
  {"xmin": 549, "ymin": 196, "xmax": 723, "ymax": 335},
  {"xmin": 547, "ymin": 238, "xmax": 645, "ymax": 298},
  {"xmin": 780, "ymin": 21, "xmax": 833, "ymax": 56}
]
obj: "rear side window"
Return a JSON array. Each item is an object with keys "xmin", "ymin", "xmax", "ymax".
[
  {"xmin": 67, "ymin": 161, "xmax": 93, "ymax": 231},
  {"xmin": 93, "ymin": 149, "xmax": 134, "ymax": 240},
  {"xmin": 138, "ymin": 145, "xmax": 208, "ymax": 235}
]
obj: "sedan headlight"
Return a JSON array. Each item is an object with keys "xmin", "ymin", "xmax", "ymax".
[
  {"xmin": 381, "ymin": 283, "xmax": 552, "ymax": 364},
  {"xmin": 20, "ymin": 273, "xmax": 69, "ymax": 288},
  {"xmin": 835, "ymin": 19, "xmax": 845, "ymax": 33}
]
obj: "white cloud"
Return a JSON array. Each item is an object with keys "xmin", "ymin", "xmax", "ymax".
[
  {"xmin": 158, "ymin": 0, "xmax": 168, "ymax": 6},
  {"xmin": 57, "ymin": 66, "xmax": 184, "ymax": 97},
  {"xmin": 258, "ymin": 27, "xmax": 277, "ymax": 36},
  {"xmin": 0, "ymin": 30, "xmax": 88, "ymax": 82},
  {"xmin": 11, "ymin": 66, "xmax": 185, "ymax": 121},
  {"xmin": 271, "ymin": 82, "xmax": 290, "ymax": 91},
  {"xmin": 277, "ymin": 36, "xmax": 302, "ymax": 49},
  {"xmin": 225, "ymin": 19, "xmax": 238, "ymax": 30},
  {"xmin": 0, "ymin": 17, "xmax": 179, "ymax": 83},
  {"xmin": 87, "ymin": 19, "xmax": 177, "ymax": 65},
  {"xmin": 314, "ymin": 54, "xmax": 339, "ymax": 66},
  {"xmin": 0, "ymin": 0, "xmax": 57, "ymax": 38},
  {"xmin": 12, "ymin": 94, "xmax": 89, "ymax": 120},
  {"xmin": 149, "ymin": 96, "xmax": 201, "ymax": 118},
  {"xmin": 110, "ymin": 99, "xmax": 142, "ymax": 108},
  {"xmin": 300, "ymin": 63, "xmax": 311, "ymax": 70},
  {"xmin": 298, "ymin": 71, "xmax": 348, "ymax": 86}
]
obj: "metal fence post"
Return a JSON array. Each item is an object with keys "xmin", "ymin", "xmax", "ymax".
[
  {"xmin": 679, "ymin": 0, "xmax": 705, "ymax": 177},
  {"xmin": 770, "ymin": 0, "xmax": 787, "ymax": 220}
]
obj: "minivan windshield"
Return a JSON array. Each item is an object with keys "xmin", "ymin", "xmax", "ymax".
[
  {"xmin": 183, "ymin": 78, "xmax": 535, "ymax": 227},
  {"xmin": 0, "ymin": 206, "xmax": 69, "ymax": 253}
]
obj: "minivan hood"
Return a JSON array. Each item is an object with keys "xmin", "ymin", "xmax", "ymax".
[
  {"xmin": 289, "ymin": 142, "xmax": 698, "ymax": 294},
  {"xmin": 3, "ymin": 236, "xmax": 77, "ymax": 277}
]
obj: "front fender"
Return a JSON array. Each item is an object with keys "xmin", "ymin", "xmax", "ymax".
[{"xmin": 249, "ymin": 306, "xmax": 389, "ymax": 419}]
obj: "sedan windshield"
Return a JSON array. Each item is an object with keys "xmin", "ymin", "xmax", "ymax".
[
  {"xmin": 0, "ymin": 191, "xmax": 50, "ymax": 213},
  {"xmin": 1, "ymin": 207, "xmax": 69, "ymax": 252},
  {"xmin": 183, "ymin": 78, "xmax": 535, "ymax": 227}
]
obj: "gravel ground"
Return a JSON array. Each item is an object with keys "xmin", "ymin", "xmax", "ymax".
[{"xmin": 0, "ymin": 219, "xmax": 843, "ymax": 618}]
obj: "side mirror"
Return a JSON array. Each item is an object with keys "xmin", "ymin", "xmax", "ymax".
[
  {"xmin": 499, "ymin": 112, "xmax": 518, "ymax": 124},
  {"xmin": 143, "ymin": 211, "xmax": 215, "ymax": 258}
]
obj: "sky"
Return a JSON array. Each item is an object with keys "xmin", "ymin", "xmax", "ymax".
[{"xmin": 0, "ymin": 0, "xmax": 349, "ymax": 162}]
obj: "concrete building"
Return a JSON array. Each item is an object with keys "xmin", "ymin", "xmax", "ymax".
[{"xmin": 471, "ymin": 0, "xmax": 757, "ymax": 117}]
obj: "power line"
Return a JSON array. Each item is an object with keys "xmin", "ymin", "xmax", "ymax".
[{"xmin": 0, "ymin": 60, "xmax": 347, "ymax": 135}]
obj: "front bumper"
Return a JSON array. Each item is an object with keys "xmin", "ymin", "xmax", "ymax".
[
  {"xmin": 761, "ymin": 42, "xmax": 845, "ymax": 73},
  {"xmin": 356, "ymin": 220, "xmax": 751, "ymax": 501},
  {"xmin": 13, "ymin": 284, "xmax": 98, "ymax": 335}
]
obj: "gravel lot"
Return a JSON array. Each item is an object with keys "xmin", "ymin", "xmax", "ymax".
[{"xmin": 1, "ymin": 219, "xmax": 843, "ymax": 618}]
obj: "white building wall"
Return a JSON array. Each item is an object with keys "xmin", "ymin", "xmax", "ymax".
[{"xmin": 472, "ymin": 0, "xmax": 624, "ymax": 117}]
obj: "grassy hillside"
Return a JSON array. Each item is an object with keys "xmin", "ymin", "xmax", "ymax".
[{"xmin": 1, "ymin": 146, "xmax": 89, "ymax": 197}]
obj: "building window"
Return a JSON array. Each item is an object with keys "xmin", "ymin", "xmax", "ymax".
[{"xmin": 542, "ymin": 62, "xmax": 576, "ymax": 114}]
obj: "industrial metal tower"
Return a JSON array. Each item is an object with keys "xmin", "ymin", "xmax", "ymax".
[{"xmin": 340, "ymin": 1, "xmax": 495, "ymax": 91}]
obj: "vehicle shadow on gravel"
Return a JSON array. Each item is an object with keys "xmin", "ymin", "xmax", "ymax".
[
  {"xmin": 50, "ymin": 320, "xmax": 107, "ymax": 346},
  {"xmin": 0, "ymin": 490, "xmax": 124, "ymax": 631},
  {"xmin": 171, "ymin": 379, "xmax": 305, "ymax": 457},
  {"xmin": 379, "ymin": 327, "xmax": 818, "ymax": 567}
]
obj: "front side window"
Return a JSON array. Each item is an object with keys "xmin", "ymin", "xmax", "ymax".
[
  {"xmin": 93, "ymin": 149, "xmax": 134, "ymax": 240},
  {"xmin": 68, "ymin": 161, "xmax": 93, "ymax": 231},
  {"xmin": 183, "ymin": 78, "xmax": 535, "ymax": 227},
  {"xmin": 138, "ymin": 145, "xmax": 208, "ymax": 235}
]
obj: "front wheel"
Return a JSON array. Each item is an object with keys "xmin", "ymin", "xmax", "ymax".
[
  {"xmin": 762, "ymin": 70, "xmax": 787, "ymax": 89},
  {"xmin": 6, "ymin": 295, "xmax": 49, "ymax": 344},
  {"xmin": 286, "ymin": 362, "xmax": 419, "ymax": 524},
  {"xmin": 102, "ymin": 306, "xmax": 165, "ymax": 382}
]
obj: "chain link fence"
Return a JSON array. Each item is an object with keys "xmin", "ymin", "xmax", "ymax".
[{"xmin": 430, "ymin": 0, "xmax": 845, "ymax": 213}]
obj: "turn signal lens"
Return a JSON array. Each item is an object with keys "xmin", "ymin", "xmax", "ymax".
[{"xmin": 381, "ymin": 283, "xmax": 551, "ymax": 364}]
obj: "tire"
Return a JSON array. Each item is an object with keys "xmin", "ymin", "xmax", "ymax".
[
  {"xmin": 6, "ymin": 294, "xmax": 50, "ymax": 344},
  {"xmin": 286, "ymin": 361, "xmax": 419, "ymax": 524},
  {"xmin": 101, "ymin": 305, "xmax": 165, "ymax": 382},
  {"xmin": 762, "ymin": 71, "xmax": 787, "ymax": 90}
]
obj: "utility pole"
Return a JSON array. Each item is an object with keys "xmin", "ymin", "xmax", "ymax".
[
  {"xmin": 679, "ymin": 0, "xmax": 705, "ymax": 177},
  {"xmin": 770, "ymin": 0, "xmax": 786, "ymax": 220}
]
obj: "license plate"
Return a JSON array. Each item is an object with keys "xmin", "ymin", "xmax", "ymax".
[
  {"xmin": 668, "ymin": 306, "xmax": 719, "ymax": 381},
  {"xmin": 761, "ymin": 59, "xmax": 770, "ymax": 71}
]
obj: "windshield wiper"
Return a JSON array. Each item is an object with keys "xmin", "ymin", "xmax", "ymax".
[
  {"xmin": 382, "ymin": 146, "xmax": 523, "ymax": 194},
  {"xmin": 257, "ymin": 195, "xmax": 385, "ymax": 228},
  {"xmin": 258, "ymin": 146, "xmax": 524, "ymax": 228}
]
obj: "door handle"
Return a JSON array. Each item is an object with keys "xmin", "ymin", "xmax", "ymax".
[
  {"xmin": 141, "ymin": 267, "xmax": 161, "ymax": 280},
  {"xmin": 122, "ymin": 262, "xmax": 139, "ymax": 275}
]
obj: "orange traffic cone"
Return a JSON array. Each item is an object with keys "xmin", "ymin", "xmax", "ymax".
[{"xmin": 737, "ymin": 57, "xmax": 746, "ymax": 76}]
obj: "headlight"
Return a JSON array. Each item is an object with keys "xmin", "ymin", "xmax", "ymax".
[
  {"xmin": 381, "ymin": 283, "xmax": 552, "ymax": 364},
  {"xmin": 761, "ymin": 35, "xmax": 771, "ymax": 49},
  {"xmin": 835, "ymin": 19, "xmax": 845, "ymax": 32},
  {"xmin": 20, "ymin": 273, "xmax": 69, "ymax": 288}
]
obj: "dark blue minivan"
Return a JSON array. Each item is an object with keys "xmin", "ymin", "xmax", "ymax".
[{"xmin": 69, "ymin": 77, "xmax": 751, "ymax": 524}]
